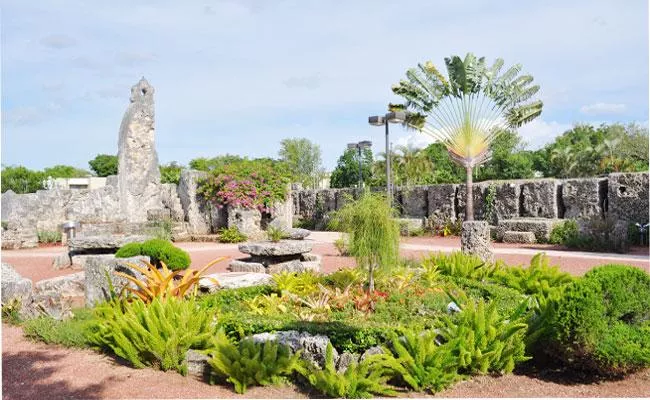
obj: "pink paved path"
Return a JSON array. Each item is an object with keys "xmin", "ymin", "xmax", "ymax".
[{"xmin": 2, "ymin": 233, "xmax": 648, "ymax": 282}]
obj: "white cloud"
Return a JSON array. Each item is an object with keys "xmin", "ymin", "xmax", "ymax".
[
  {"xmin": 517, "ymin": 119, "xmax": 573, "ymax": 149},
  {"xmin": 394, "ymin": 132, "xmax": 435, "ymax": 150},
  {"xmin": 580, "ymin": 102, "xmax": 626, "ymax": 115}
]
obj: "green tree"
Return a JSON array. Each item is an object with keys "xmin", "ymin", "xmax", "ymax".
[
  {"xmin": 42, "ymin": 165, "xmax": 89, "ymax": 179},
  {"xmin": 278, "ymin": 138, "xmax": 325, "ymax": 189},
  {"xmin": 189, "ymin": 155, "xmax": 243, "ymax": 172},
  {"xmin": 159, "ymin": 162, "xmax": 183, "ymax": 184},
  {"xmin": 476, "ymin": 130, "xmax": 535, "ymax": 180},
  {"xmin": 1, "ymin": 166, "xmax": 44, "ymax": 193},
  {"xmin": 421, "ymin": 143, "xmax": 465, "ymax": 183},
  {"xmin": 88, "ymin": 154, "xmax": 118, "ymax": 177},
  {"xmin": 393, "ymin": 53, "xmax": 543, "ymax": 220},
  {"xmin": 535, "ymin": 123, "xmax": 648, "ymax": 178},
  {"xmin": 330, "ymin": 147, "xmax": 373, "ymax": 188}
]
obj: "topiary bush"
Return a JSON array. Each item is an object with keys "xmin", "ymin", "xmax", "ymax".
[
  {"xmin": 114, "ymin": 242, "xmax": 142, "ymax": 258},
  {"xmin": 543, "ymin": 264, "xmax": 650, "ymax": 376},
  {"xmin": 115, "ymin": 239, "xmax": 191, "ymax": 271}
]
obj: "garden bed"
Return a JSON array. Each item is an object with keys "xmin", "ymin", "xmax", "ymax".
[{"xmin": 11, "ymin": 249, "xmax": 649, "ymax": 398}]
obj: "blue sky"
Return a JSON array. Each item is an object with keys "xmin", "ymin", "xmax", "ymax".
[{"xmin": 2, "ymin": 0, "xmax": 648, "ymax": 171}]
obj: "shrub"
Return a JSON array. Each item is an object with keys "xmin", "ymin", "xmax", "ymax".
[
  {"xmin": 437, "ymin": 299, "xmax": 530, "ymax": 375},
  {"xmin": 377, "ymin": 329, "xmax": 459, "ymax": 393},
  {"xmin": 116, "ymin": 239, "xmax": 191, "ymax": 271},
  {"xmin": 549, "ymin": 219, "xmax": 579, "ymax": 245},
  {"xmin": 423, "ymin": 251, "xmax": 500, "ymax": 280},
  {"xmin": 114, "ymin": 242, "xmax": 142, "ymax": 258},
  {"xmin": 217, "ymin": 227, "xmax": 248, "ymax": 243},
  {"xmin": 197, "ymin": 158, "xmax": 291, "ymax": 213},
  {"xmin": 543, "ymin": 264, "xmax": 650, "ymax": 376},
  {"xmin": 207, "ymin": 330, "xmax": 301, "ymax": 394},
  {"xmin": 88, "ymin": 297, "xmax": 216, "ymax": 374},
  {"xmin": 329, "ymin": 192, "xmax": 400, "ymax": 292},
  {"xmin": 37, "ymin": 230, "xmax": 62, "ymax": 244},
  {"xmin": 298, "ymin": 343, "xmax": 396, "ymax": 398},
  {"xmin": 23, "ymin": 308, "xmax": 96, "ymax": 348}
]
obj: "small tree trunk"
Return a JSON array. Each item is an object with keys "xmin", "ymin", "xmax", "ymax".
[
  {"xmin": 368, "ymin": 263, "xmax": 375, "ymax": 293},
  {"xmin": 465, "ymin": 166, "xmax": 474, "ymax": 221}
]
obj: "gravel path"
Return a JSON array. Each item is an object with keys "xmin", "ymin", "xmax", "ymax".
[{"xmin": 3, "ymin": 324, "xmax": 649, "ymax": 399}]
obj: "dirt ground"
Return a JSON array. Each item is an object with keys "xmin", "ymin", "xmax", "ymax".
[
  {"xmin": 2, "ymin": 235, "xmax": 649, "ymax": 398},
  {"xmin": 3, "ymin": 324, "xmax": 650, "ymax": 399}
]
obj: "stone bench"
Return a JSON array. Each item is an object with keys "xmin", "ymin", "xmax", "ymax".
[
  {"xmin": 495, "ymin": 218, "xmax": 560, "ymax": 242},
  {"xmin": 502, "ymin": 231, "xmax": 537, "ymax": 244}
]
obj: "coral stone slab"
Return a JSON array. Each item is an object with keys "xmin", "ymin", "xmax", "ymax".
[{"xmin": 238, "ymin": 240, "xmax": 312, "ymax": 256}]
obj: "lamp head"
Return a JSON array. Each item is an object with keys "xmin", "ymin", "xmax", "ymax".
[
  {"xmin": 368, "ymin": 115, "xmax": 385, "ymax": 126},
  {"xmin": 386, "ymin": 111, "xmax": 406, "ymax": 123}
]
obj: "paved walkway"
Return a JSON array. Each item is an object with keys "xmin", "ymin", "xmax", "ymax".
[
  {"xmin": 309, "ymin": 231, "xmax": 650, "ymax": 263},
  {"xmin": 2, "ymin": 232, "xmax": 648, "ymax": 282}
]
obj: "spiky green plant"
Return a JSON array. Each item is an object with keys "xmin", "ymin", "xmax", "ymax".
[
  {"xmin": 88, "ymin": 297, "xmax": 216, "ymax": 374},
  {"xmin": 437, "ymin": 299, "xmax": 530, "ymax": 375},
  {"xmin": 271, "ymin": 270, "xmax": 320, "ymax": 296},
  {"xmin": 492, "ymin": 253, "xmax": 574, "ymax": 301},
  {"xmin": 329, "ymin": 192, "xmax": 399, "ymax": 292},
  {"xmin": 392, "ymin": 53, "xmax": 543, "ymax": 220},
  {"xmin": 377, "ymin": 330, "xmax": 460, "ymax": 393},
  {"xmin": 423, "ymin": 251, "xmax": 500, "ymax": 280},
  {"xmin": 207, "ymin": 330, "xmax": 301, "ymax": 394},
  {"xmin": 297, "ymin": 343, "xmax": 396, "ymax": 398}
]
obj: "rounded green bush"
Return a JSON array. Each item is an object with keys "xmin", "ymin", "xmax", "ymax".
[
  {"xmin": 546, "ymin": 264, "xmax": 650, "ymax": 376},
  {"xmin": 115, "ymin": 239, "xmax": 191, "ymax": 271},
  {"xmin": 115, "ymin": 242, "xmax": 143, "ymax": 258}
]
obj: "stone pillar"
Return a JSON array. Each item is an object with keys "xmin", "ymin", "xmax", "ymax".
[
  {"xmin": 461, "ymin": 221, "xmax": 494, "ymax": 263},
  {"xmin": 227, "ymin": 206, "xmax": 262, "ymax": 238},
  {"xmin": 117, "ymin": 77, "xmax": 162, "ymax": 223}
]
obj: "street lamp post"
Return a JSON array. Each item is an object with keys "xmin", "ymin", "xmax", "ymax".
[
  {"xmin": 347, "ymin": 140, "xmax": 373, "ymax": 189},
  {"xmin": 368, "ymin": 111, "xmax": 406, "ymax": 205}
]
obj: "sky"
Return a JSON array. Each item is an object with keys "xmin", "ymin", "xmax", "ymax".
[{"xmin": 1, "ymin": 0, "xmax": 648, "ymax": 172}]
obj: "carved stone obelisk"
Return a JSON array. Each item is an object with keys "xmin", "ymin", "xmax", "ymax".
[{"xmin": 117, "ymin": 77, "xmax": 162, "ymax": 222}]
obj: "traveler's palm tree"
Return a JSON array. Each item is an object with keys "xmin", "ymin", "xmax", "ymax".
[{"xmin": 392, "ymin": 53, "xmax": 543, "ymax": 220}]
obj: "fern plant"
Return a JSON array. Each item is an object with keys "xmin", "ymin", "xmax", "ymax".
[
  {"xmin": 491, "ymin": 253, "xmax": 574, "ymax": 301},
  {"xmin": 297, "ymin": 343, "xmax": 396, "ymax": 398},
  {"xmin": 377, "ymin": 330, "xmax": 460, "ymax": 393},
  {"xmin": 423, "ymin": 251, "xmax": 500, "ymax": 280},
  {"xmin": 437, "ymin": 299, "xmax": 529, "ymax": 375},
  {"xmin": 88, "ymin": 297, "xmax": 217, "ymax": 374},
  {"xmin": 207, "ymin": 330, "xmax": 301, "ymax": 394}
]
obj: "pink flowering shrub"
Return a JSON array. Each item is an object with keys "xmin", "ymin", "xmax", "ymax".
[{"xmin": 197, "ymin": 158, "xmax": 291, "ymax": 213}]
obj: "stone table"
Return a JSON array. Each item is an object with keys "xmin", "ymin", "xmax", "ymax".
[{"xmin": 229, "ymin": 240, "xmax": 321, "ymax": 274}]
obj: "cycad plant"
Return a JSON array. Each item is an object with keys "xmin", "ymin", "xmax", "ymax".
[{"xmin": 392, "ymin": 53, "xmax": 543, "ymax": 220}]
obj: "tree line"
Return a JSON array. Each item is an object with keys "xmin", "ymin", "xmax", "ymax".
[
  {"xmin": 2, "ymin": 123, "xmax": 647, "ymax": 194},
  {"xmin": 329, "ymin": 123, "xmax": 649, "ymax": 188}
]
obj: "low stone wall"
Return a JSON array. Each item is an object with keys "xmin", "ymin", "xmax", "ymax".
[{"xmin": 293, "ymin": 172, "xmax": 649, "ymax": 229}]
